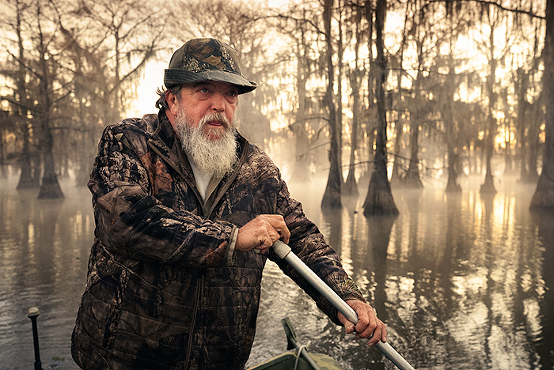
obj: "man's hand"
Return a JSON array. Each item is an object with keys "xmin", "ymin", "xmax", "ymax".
[
  {"xmin": 236, "ymin": 214, "xmax": 291, "ymax": 254},
  {"xmin": 338, "ymin": 300, "xmax": 387, "ymax": 347}
]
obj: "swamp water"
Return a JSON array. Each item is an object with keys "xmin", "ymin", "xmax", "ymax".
[{"xmin": 0, "ymin": 176, "xmax": 552, "ymax": 369}]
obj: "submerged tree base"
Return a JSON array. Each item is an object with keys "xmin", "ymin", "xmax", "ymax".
[
  {"xmin": 363, "ymin": 172, "xmax": 399, "ymax": 217},
  {"xmin": 321, "ymin": 190, "xmax": 341, "ymax": 209},
  {"xmin": 321, "ymin": 166, "xmax": 342, "ymax": 209},
  {"xmin": 343, "ymin": 172, "xmax": 359, "ymax": 198},
  {"xmin": 479, "ymin": 178, "xmax": 497, "ymax": 194},
  {"xmin": 17, "ymin": 166, "xmax": 40, "ymax": 190},
  {"xmin": 17, "ymin": 177, "xmax": 39, "ymax": 190},
  {"xmin": 445, "ymin": 179, "xmax": 462, "ymax": 193},
  {"xmin": 530, "ymin": 174, "xmax": 554, "ymax": 211},
  {"xmin": 38, "ymin": 178, "xmax": 65, "ymax": 199},
  {"xmin": 401, "ymin": 170, "xmax": 424, "ymax": 189}
]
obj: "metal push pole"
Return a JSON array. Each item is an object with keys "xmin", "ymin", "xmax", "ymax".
[{"xmin": 273, "ymin": 240, "xmax": 416, "ymax": 370}]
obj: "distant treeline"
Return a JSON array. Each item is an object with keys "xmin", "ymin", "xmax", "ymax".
[{"xmin": 0, "ymin": 0, "xmax": 552, "ymax": 211}]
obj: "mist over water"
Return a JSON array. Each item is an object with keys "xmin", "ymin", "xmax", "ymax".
[{"xmin": 0, "ymin": 174, "xmax": 552, "ymax": 369}]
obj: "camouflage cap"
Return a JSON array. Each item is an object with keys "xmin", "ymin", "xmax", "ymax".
[{"xmin": 164, "ymin": 38, "xmax": 257, "ymax": 94}]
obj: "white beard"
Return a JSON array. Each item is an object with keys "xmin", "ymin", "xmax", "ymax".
[{"xmin": 174, "ymin": 109, "xmax": 238, "ymax": 178}]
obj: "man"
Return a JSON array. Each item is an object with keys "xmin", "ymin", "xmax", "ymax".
[{"xmin": 71, "ymin": 38, "xmax": 386, "ymax": 370}]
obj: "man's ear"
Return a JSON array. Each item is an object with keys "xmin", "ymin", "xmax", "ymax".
[
  {"xmin": 166, "ymin": 91, "xmax": 178, "ymax": 112},
  {"xmin": 165, "ymin": 90, "xmax": 180, "ymax": 126}
]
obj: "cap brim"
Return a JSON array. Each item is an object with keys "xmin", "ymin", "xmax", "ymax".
[{"xmin": 164, "ymin": 69, "xmax": 257, "ymax": 94}]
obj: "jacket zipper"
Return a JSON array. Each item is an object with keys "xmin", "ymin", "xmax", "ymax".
[{"xmin": 185, "ymin": 272, "xmax": 203, "ymax": 368}]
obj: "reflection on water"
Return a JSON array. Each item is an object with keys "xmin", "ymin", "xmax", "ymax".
[
  {"xmin": 0, "ymin": 176, "xmax": 553, "ymax": 369},
  {"xmin": 0, "ymin": 180, "xmax": 93, "ymax": 369}
]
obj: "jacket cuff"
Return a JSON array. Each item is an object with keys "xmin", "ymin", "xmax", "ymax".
[{"xmin": 225, "ymin": 226, "xmax": 238, "ymax": 266}]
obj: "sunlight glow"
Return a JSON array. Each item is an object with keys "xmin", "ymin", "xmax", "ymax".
[{"xmin": 127, "ymin": 58, "xmax": 167, "ymax": 117}]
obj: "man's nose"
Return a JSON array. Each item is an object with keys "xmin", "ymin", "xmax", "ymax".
[{"xmin": 211, "ymin": 93, "xmax": 226, "ymax": 112}]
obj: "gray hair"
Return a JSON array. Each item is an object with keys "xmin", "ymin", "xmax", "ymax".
[{"xmin": 155, "ymin": 85, "xmax": 183, "ymax": 110}]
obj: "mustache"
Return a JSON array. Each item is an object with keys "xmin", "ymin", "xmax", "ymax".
[{"xmin": 199, "ymin": 112, "xmax": 231, "ymax": 129}]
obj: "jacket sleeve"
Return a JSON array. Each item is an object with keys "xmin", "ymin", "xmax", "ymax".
[
  {"xmin": 88, "ymin": 124, "xmax": 236, "ymax": 268},
  {"xmin": 269, "ymin": 173, "xmax": 366, "ymax": 325}
]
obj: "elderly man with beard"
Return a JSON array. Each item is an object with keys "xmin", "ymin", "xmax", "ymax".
[{"xmin": 71, "ymin": 38, "xmax": 386, "ymax": 370}]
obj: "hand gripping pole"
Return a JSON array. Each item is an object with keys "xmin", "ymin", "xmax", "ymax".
[{"xmin": 273, "ymin": 240, "xmax": 415, "ymax": 370}]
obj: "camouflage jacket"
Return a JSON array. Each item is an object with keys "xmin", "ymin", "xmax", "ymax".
[{"xmin": 71, "ymin": 112, "xmax": 364, "ymax": 370}]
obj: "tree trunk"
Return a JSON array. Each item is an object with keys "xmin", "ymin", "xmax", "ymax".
[
  {"xmin": 36, "ymin": 5, "xmax": 63, "ymax": 199},
  {"xmin": 403, "ymin": 118, "xmax": 423, "ymax": 187},
  {"xmin": 531, "ymin": 0, "xmax": 554, "ymax": 210},
  {"xmin": 445, "ymin": 19, "xmax": 461, "ymax": 193},
  {"xmin": 480, "ymin": 15, "xmax": 497, "ymax": 195},
  {"xmin": 344, "ymin": 67, "xmax": 359, "ymax": 197},
  {"xmin": 363, "ymin": 0, "xmax": 398, "ymax": 217},
  {"xmin": 16, "ymin": 120, "xmax": 39, "ymax": 189},
  {"xmin": 336, "ymin": 1, "xmax": 344, "ymax": 185},
  {"xmin": 14, "ymin": 0, "xmax": 39, "ymax": 189},
  {"xmin": 363, "ymin": 0, "xmax": 375, "ymax": 185},
  {"xmin": 0, "ymin": 113, "xmax": 7, "ymax": 178},
  {"xmin": 445, "ymin": 151, "xmax": 461, "ymax": 192},
  {"xmin": 344, "ymin": 11, "xmax": 363, "ymax": 198},
  {"xmin": 290, "ymin": 33, "xmax": 312, "ymax": 183},
  {"xmin": 390, "ymin": 0, "xmax": 410, "ymax": 186},
  {"xmin": 516, "ymin": 67, "xmax": 531, "ymax": 182},
  {"xmin": 390, "ymin": 119, "xmax": 404, "ymax": 185},
  {"xmin": 402, "ymin": 30, "xmax": 424, "ymax": 189},
  {"xmin": 390, "ymin": 58, "xmax": 405, "ymax": 186},
  {"xmin": 321, "ymin": 0, "xmax": 342, "ymax": 209},
  {"xmin": 75, "ymin": 129, "xmax": 93, "ymax": 187},
  {"xmin": 38, "ymin": 130, "xmax": 64, "ymax": 199},
  {"xmin": 527, "ymin": 95, "xmax": 542, "ymax": 182},
  {"xmin": 480, "ymin": 125, "xmax": 497, "ymax": 194},
  {"xmin": 344, "ymin": 72, "xmax": 359, "ymax": 197}
]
